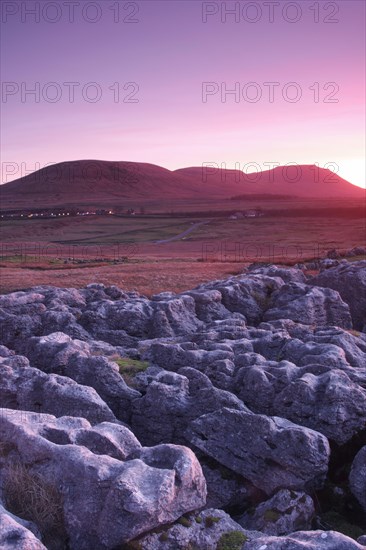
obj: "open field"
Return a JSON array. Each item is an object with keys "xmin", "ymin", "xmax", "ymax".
[
  {"xmin": 1, "ymin": 198, "xmax": 364, "ymax": 294},
  {"xmin": 0, "ymin": 260, "xmax": 245, "ymax": 296}
]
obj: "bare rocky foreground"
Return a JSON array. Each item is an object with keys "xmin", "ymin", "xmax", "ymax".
[{"xmin": 0, "ymin": 259, "xmax": 366, "ymax": 549}]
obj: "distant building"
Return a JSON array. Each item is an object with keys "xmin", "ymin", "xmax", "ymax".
[
  {"xmin": 229, "ymin": 209, "xmax": 263, "ymax": 219},
  {"xmin": 244, "ymin": 209, "xmax": 263, "ymax": 218}
]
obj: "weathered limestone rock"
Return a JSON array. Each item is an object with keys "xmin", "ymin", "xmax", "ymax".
[
  {"xmin": 186, "ymin": 408, "xmax": 330, "ymax": 495},
  {"xmin": 310, "ymin": 260, "xmax": 366, "ymax": 330},
  {"xmin": 0, "ymin": 409, "xmax": 206, "ymax": 549},
  {"xmin": 238, "ymin": 489, "xmax": 315, "ymax": 535}
]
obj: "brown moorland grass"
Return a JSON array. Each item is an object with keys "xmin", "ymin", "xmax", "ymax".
[
  {"xmin": 2, "ymin": 461, "xmax": 66, "ymax": 548},
  {"xmin": 1, "ymin": 198, "xmax": 364, "ymax": 294},
  {"xmin": 0, "ymin": 260, "xmax": 245, "ymax": 295}
]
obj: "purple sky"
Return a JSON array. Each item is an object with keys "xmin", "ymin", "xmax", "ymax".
[{"xmin": 1, "ymin": 0, "xmax": 365, "ymax": 187}]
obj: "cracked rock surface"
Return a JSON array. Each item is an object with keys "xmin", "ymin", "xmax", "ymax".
[{"xmin": 0, "ymin": 260, "xmax": 366, "ymax": 548}]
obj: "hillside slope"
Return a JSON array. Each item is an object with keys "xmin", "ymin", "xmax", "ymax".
[{"xmin": 1, "ymin": 160, "xmax": 364, "ymax": 210}]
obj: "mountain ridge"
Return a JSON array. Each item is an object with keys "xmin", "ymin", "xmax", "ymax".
[{"xmin": 1, "ymin": 160, "xmax": 364, "ymax": 210}]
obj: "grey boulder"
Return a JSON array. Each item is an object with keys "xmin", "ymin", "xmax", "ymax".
[
  {"xmin": 0, "ymin": 504, "xmax": 46, "ymax": 550},
  {"xmin": 264, "ymin": 283, "xmax": 352, "ymax": 329},
  {"xmin": 23, "ymin": 333, "xmax": 140, "ymax": 423},
  {"xmin": 186, "ymin": 407, "xmax": 330, "ymax": 495},
  {"xmin": 349, "ymin": 446, "xmax": 366, "ymax": 513},
  {"xmin": 131, "ymin": 368, "xmax": 246, "ymax": 446},
  {"xmin": 0, "ymin": 409, "xmax": 206, "ymax": 549},
  {"xmin": 310, "ymin": 260, "xmax": 366, "ymax": 330},
  {"xmin": 248, "ymin": 265, "xmax": 306, "ymax": 284},
  {"xmin": 128, "ymin": 508, "xmax": 260, "ymax": 550},
  {"xmin": 0, "ymin": 353, "xmax": 117, "ymax": 425},
  {"xmin": 238, "ymin": 489, "xmax": 314, "ymax": 535},
  {"xmin": 236, "ymin": 363, "xmax": 366, "ymax": 444},
  {"xmin": 245, "ymin": 530, "xmax": 365, "ymax": 549}
]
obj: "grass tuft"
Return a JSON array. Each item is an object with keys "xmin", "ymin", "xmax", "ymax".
[
  {"xmin": 263, "ymin": 508, "xmax": 281, "ymax": 522},
  {"xmin": 3, "ymin": 461, "xmax": 66, "ymax": 547},
  {"xmin": 195, "ymin": 516, "xmax": 202, "ymax": 524},
  {"xmin": 217, "ymin": 531, "xmax": 248, "ymax": 550},
  {"xmin": 177, "ymin": 516, "xmax": 192, "ymax": 528},
  {"xmin": 114, "ymin": 357, "xmax": 149, "ymax": 387},
  {"xmin": 204, "ymin": 515, "xmax": 220, "ymax": 528}
]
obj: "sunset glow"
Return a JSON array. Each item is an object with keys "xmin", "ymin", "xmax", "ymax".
[
  {"xmin": 1, "ymin": 1, "xmax": 365, "ymax": 188},
  {"xmin": 1, "ymin": 5, "xmax": 366, "ymax": 546}
]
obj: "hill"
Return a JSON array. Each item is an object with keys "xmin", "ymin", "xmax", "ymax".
[
  {"xmin": 0, "ymin": 160, "xmax": 202, "ymax": 210},
  {"xmin": 174, "ymin": 165, "xmax": 365, "ymax": 199},
  {"xmin": 1, "ymin": 160, "xmax": 364, "ymax": 210}
]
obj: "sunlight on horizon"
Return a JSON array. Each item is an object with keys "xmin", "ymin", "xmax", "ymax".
[{"xmin": 338, "ymin": 159, "xmax": 366, "ymax": 189}]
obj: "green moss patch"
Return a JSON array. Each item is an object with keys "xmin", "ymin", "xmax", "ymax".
[
  {"xmin": 115, "ymin": 357, "xmax": 149, "ymax": 386},
  {"xmin": 195, "ymin": 516, "xmax": 202, "ymax": 523},
  {"xmin": 178, "ymin": 516, "xmax": 192, "ymax": 528},
  {"xmin": 204, "ymin": 515, "xmax": 220, "ymax": 527},
  {"xmin": 263, "ymin": 508, "xmax": 281, "ymax": 522},
  {"xmin": 217, "ymin": 531, "xmax": 248, "ymax": 550}
]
